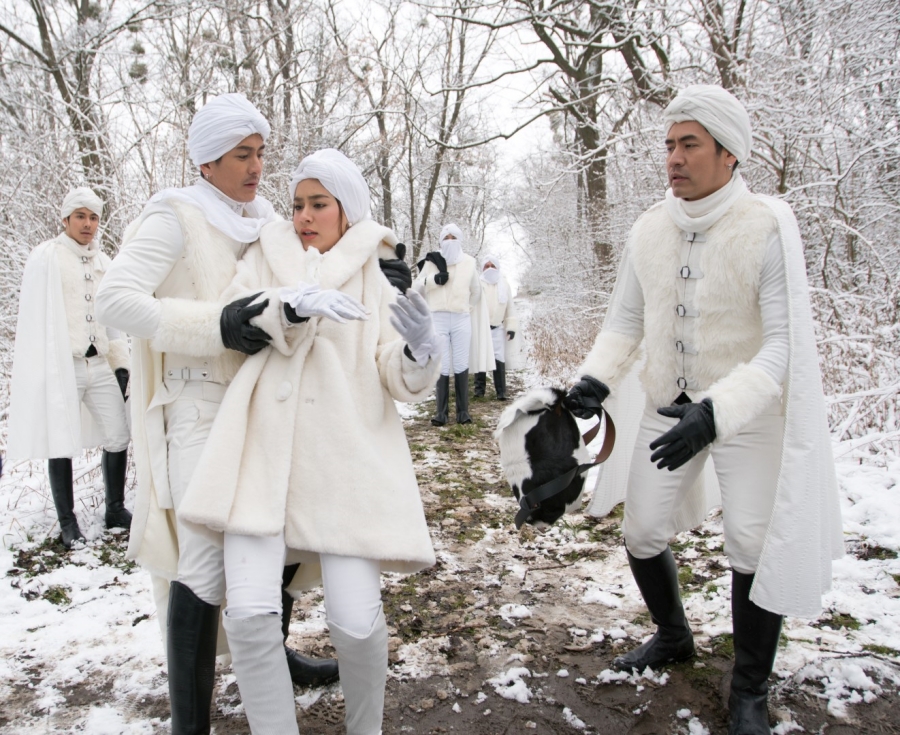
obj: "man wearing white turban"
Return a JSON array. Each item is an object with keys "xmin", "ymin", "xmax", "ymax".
[
  {"xmin": 413, "ymin": 223, "xmax": 491, "ymax": 425},
  {"xmin": 9, "ymin": 187, "xmax": 132, "ymax": 549},
  {"xmin": 95, "ymin": 93, "xmax": 337, "ymax": 734},
  {"xmin": 474, "ymin": 254, "xmax": 519, "ymax": 401},
  {"xmin": 565, "ymin": 85, "xmax": 842, "ymax": 735}
]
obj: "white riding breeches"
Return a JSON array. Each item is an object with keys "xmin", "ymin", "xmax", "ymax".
[
  {"xmin": 73, "ymin": 355, "xmax": 130, "ymax": 452},
  {"xmin": 623, "ymin": 399, "xmax": 784, "ymax": 574},
  {"xmin": 223, "ymin": 531, "xmax": 383, "ymax": 636},
  {"xmin": 490, "ymin": 326, "xmax": 506, "ymax": 363},
  {"xmin": 432, "ymin": 310, "xmax": 471, "ymax": 376},
  {"xmin": 163, "ymin": 381, "xmax": 228, "ymax": 605}
]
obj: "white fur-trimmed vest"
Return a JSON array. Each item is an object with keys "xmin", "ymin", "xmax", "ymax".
[
  {"xmin": 153, "ymin": 200, "xmax": 246, "ymax": 384},
  {"xmin": 632, "ymin": 197, "xmax": 778, "ymax": 406},
  {"xmin": 418, "ymin": 253, "xmax": 478, "ymax": 313}
]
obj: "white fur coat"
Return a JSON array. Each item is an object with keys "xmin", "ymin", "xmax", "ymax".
[{"xmin": 178, "ymin": 219, "xmax": 438, "ymax": 588}]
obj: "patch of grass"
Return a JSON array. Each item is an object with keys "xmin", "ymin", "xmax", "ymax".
[
  {"xmin": 678, "ymin": 566, "xmax": 694, "ymax": 587},
  {"xmin": 409, "ymin": 443, "xmax": 429, "ymax": 453},
  {"xmin": 710, "ymin": 633, "xmax": 734, "ymax": 658},
  {"xmin": 97, "ymin": 539, "xmax": 137, "ymax": 575},
  {"xmin": 856, "ymin": 544, "xmax": 898, "ymax": 561},
  {"xmin": 606, "ymin": 503, "xmax": 625, "ymax": 521},
  {"xmin": 10, "ymin": 537, "xmax": 70, "ymax": 579},
  {"xmin": 43, "ymin": 585, "xmax": 71, "ymax": 606},
  {"xmin": 814, "ymin": 612, "xmax": 862, "ymax": 631},
  {"xmin": 444, "ymin": 423, "xmax": 479, "ymax": 440},
  {"xmin": 456, "ymin": 525, "xmax": 486, "ymax": 544},
  {"xmin": 863, "ymin": 644, "xmax": 899, "ymax": 657},
  {"xmin": 892, "ymin": 574, "xmax": 900, "ymax": 587},
  {"xmin": 630, "ymin": 611, "xmax": 651, "ymax": 628}
]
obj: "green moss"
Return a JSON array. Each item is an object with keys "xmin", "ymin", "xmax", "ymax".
[
  {"xmin": 830, "ymin": 613, "xmax": 862, "ymax": 631},
  {"xmin": 43, "ymin": 585, "xmax": 71, "ymax": 606},
  {"xmin": 445, "ymin": 423, "xmax": 479, "ymax": 440},
  {"xmin": 710, "ymin": 633, "xmax": 734, "ymax": 658},
  {"xmin": 863, "ymin": 644, "xmax": 900, "ymax": 657}
]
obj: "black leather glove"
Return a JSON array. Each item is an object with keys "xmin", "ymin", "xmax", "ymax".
[
  {"xmin": 379, "ymin": 256, "xmax": 412, "ymax": 293},
  {"xmin": 507, "ymin": 330, "xmax": 515, "ymax": 341},
  {"xmin": 114, "ymin": 368, "xmax": 129, "ymax": 400},
  {"xmin": 424, "ymin": 251, "xmax": 449, "ymax": 286},
  {"xmin": 649, "ymin": 398, "xmax": 716, "ymax": 471},
  {"xmin": 220, "ymin": 293, "xmax": 271, "ymax": 355},
  {"xmin": 564, "ymin": 375, "xmax": 610, "ymax": 419}
]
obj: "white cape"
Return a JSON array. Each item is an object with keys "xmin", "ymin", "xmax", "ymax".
[
  {"xmin": 586, "ymin": 195, "xmax": 843, "ymax": 618},
  {"xmin": 8, "ymin": 239, "xmax": 104, "ymax": 460}
]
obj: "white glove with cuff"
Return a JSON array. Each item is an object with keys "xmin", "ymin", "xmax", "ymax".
[
  {"xmin": 279, "ymin": 281, "xmax": 369, "ymax": 323},
  {"xmin": 389, "ymin": 290, "xmax": 441, "ymax": 364}
]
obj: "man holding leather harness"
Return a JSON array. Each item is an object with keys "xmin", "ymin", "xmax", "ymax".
[{"xmin": 565, "ymin": 85, "xmax": 842, "ymax": 735}]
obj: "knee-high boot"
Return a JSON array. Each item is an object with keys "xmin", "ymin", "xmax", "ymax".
[
  {"xmin": 281, "ymin": 564, "xmax": 340, "ymax": 687},
  {"xmin": 48, "ymin": 458, "xmax": 85, "ymax": 549},
  {"xmin": 431, "ymin": 375, "xmax": 450, "ymax": 426},
  {"xmin": 328, "ymin": 606, "xmax": 388, "ymax": 735},
  {"xmin": 473, "ymin": 372, "xmax": 486, "ymax": 397},
  {"xmin": 224, "ymin": 613, "xmax": 300, "ymax": 734},
  {"xmin": 167, "ymin": 581, "xmax": 220, "ymax": 735},
  {"xmin": 454, "ymin": 370, "xmax": 472, "ymax": 424},
  {"xmin": 729, "ymin": 570, "xmax": 783, "ymax": 735},
  {"xmin": 101, "ymin": 449, "xmax": 132, "ymax": 529},
  {"xmin": 613, "ymin": 547, "xmax": 695, "ymax": 672},
  {"xmin": 493, "ymin": 361, "xmax": 507, "ymax": 401}
]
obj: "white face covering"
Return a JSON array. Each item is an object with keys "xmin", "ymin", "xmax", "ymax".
[
  {"xmin": 480, "ymin": 256, "xmax": 508, "ymax": 303},
  {"xmin": 439, "ymin": 223, "xmax": 464, "ymax": 265},
  {"xmin": 288, "ymin": 148, "xmax": 371, "ymax": 225}
]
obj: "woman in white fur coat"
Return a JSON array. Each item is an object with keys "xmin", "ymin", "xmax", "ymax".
[{"xmin": 178, "ymin": 149, "xmax": 440, "ymax": 734}]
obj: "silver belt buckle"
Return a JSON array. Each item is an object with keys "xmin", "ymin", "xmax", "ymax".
[{"xmin": 166, "ymin": 367, "xmax": 210, "ymax": 381}]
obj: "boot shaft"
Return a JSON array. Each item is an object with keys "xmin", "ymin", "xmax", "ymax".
[{"xmin": 731, "ymin": 571, "xmax": 783, "ymax": 694}]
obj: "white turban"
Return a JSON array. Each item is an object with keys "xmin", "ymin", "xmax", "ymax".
[
  {"xmin": 188, "ymin": 93, "xmax": 270, "ymax": 167},
  {"xmin": 662, "ymin": 85, "xmax": 752, "ymax": 163},
  {"xmin": 439, "ymin": 223, "xmax": 464, "ymax": 265},
  {"xmin": 61, "ymin": 187, "xmax": 103, "ymax": 218},
  {"xmin": 289, "ymin": 148, "xmax": 371, "ymax": 225}
]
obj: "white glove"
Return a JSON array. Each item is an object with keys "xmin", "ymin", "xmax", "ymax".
[
  {"xmin": 388, "ymin": 290, "xmax": 440, "ymax": 364},
  {"xmin": 279, "ymin": 281, "xmax": 369, "ymax": 323}
]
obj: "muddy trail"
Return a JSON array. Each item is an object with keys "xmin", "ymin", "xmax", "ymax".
[{"xmin": 4, "ymin": 371, "xmax": 899, "ymax": 734}]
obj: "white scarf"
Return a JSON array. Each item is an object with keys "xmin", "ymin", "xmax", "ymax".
[
  {"xmin": 664, "ymin": 173, "xmax": 748, "ymax": 234},
  {"xmin": 440, "ymin": 238, "xmax": 463, "ymax": 266},
  {"xmin": 147, "ymin": 178, "xmax": 278, "ymax": 244},
  {"xmin": 59, "ymin": 232, "xmax": 100, "ymax": 262},
  {"xmin": 480, "ymin": 263, "xmax": 509, "ymax": 304}
]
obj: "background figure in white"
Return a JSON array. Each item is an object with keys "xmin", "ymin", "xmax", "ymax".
[
  {"xmin": 175, "ymin": 149, "xmax": 440, "ymax": 734},
  {"xmin": 565, "ymin": 85, "xmax": 842, "ymax": 735},
  {"xmin": 413, "ymin": 224, "xmax": 489, "ymax": 425},
  {"xmin": 8, "ymin": 187, "xmax": 131, "ymax": 549},
  {"xmin": 474, "ymin": 255, "xmax": 518, "ymax": 401},
  {"xmin": 95, "ymin": 94, "xmax": 337, "ymax": 735}
]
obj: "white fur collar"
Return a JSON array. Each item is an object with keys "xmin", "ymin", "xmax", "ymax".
[{"xmin": 259, "ymin": 219, "xmax": 397, "ymax": 290}]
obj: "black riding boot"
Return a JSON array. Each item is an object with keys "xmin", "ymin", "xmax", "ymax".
[
  {"xmin": 48, "ymin": 458, "xmax": 85, "ymax": 549},
  {"xmin": 454, "ymin": 370, "xmax": 472, "ymax": 424},
  {"xmin": 167, "ymin": 581, "xmax": 220, "ymax": 735},
  {"xmin": 493, "ymin": 360, "xmax": 507, "ymax": 401},
  {"xmin": 281, "ymin": 564, "xmax": 340, "ymax": 687},
  {"xmin": 613, "ymin": 547, "xmax": 695, "ymax": 672},
  {"xmin": 431, "ymin": 375, "xmax": 450, "ymax": 426},
  {"xmin": 101, "ymin": 449, "xmax": 132, "ymax": 529},
  {"xmin": 473, "ymin": 372, "xmax": 486, "ymax": 397},
  {"xmin": 729, "ymin": 570, "xmax": 783, "ymax": 735}
]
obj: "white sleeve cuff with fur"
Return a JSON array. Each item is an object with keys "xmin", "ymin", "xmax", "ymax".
[
  {"xmin": 699, "ymin": 363, "xmax": 782, "ymax": 444},
  {"xmin": 379, "ymin": 341, "xmax": 440, "ymax": 402},
  {"xmin": 151, "ymin": 298, "xmax": 225, "ymax": 357},
  {"xmin": 248, "ymin": 289, "xmax": 304, "ymax": 356},
  {"xmin": 105, "ymin": 338, "xmax": 131, "ymax": 372},
  {"xmin": 577, "ymin": 330, "xmax": 642, "ymax": 389}
]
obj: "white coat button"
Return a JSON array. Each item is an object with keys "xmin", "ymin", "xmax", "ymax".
[
  {"xmin": 86, "ymin": 314, "xmax": 93, "ymax": 321},
  {"xmin": 276, "ymin": 381, "xmax": 293, "ymax": 401},
  {"xmin": 89, "ymin": 335, "xmax": 96, "ymax": 342},
  {"xmin": 85, "ymin": 294, "xmax": 92, "ymax": 301}
]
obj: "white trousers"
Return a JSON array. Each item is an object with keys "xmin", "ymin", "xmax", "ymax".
[
  {"xmin": 432, "ymin": 311, "xmax": 471, "ymax": 376},
  {"xmin": 73, "ymin": 355, "xmax": 130, "ymax": 452},
  {"xmin": 490, "ymin": 326, "xmax": 506, "ymax": 363},
  {"xmin": 223, "ymin": 531, "xmax": 383, "ymax": 635},
  {"xmin": 163, "ymin": 382, "xmax": 228, "ymax": 605},
  {"xmin": 623, "ymin": 400, "xmax": 783, "ymax": 574}
]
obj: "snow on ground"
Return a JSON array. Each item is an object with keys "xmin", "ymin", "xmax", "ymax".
[{"xmin": 1, "ymin": 356, "xmax": 900, "ymax": 731}]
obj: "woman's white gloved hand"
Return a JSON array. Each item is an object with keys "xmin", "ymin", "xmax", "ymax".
[
  {"xmin": 279, "ymin": 281, "xmax": 369, "ymax": 323},
  {"xmin": 388, "ymin": 290, "xmax": 440, "ymax": 363}
]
